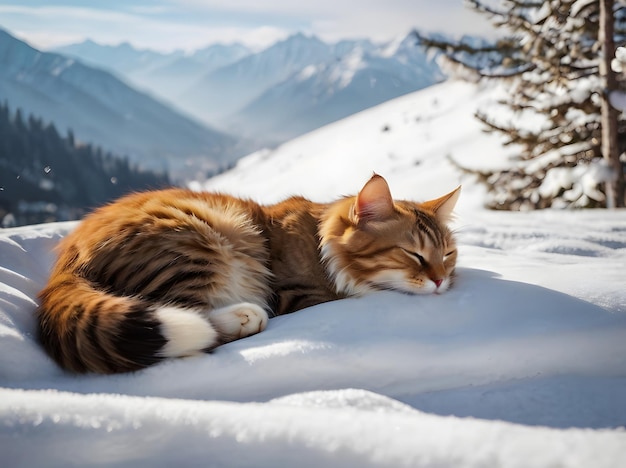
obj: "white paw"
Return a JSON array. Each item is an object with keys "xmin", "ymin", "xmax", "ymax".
[
  {"xmin": 208, "ymin": 303, "xmax": 268, "ymax": 341},
  {"xmin": 234, "ymin": 303, "xmax": 268, "ymax": 337}
]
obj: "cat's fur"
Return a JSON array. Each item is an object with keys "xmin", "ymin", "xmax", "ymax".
[{"xmin": 37, "ymin": 175, "xmax": 460, "ymax": 373}]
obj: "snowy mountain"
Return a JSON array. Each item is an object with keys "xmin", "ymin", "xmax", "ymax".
[
  {"xmin": 179, "ymin": 33, "xmax": 336, "ymax": 123},
  {"xmin": 192, "ymin": 42, "xmax": 252, "ymax": 70},
  {"xmin": 53, "ymin": 39, "xmax": 177, "ymax": 75},
  {"xmin": 0, "ymin": 29, "xmax": 239, "ymax": 179},
  {"xmin": 1, "ymin": 79, "xmax": 625, "ymax": 467},
  {"xmin": 54, "ymin": 40, "xmax": 252, "ymax": 106},
  {"xmin": 232, "ymin": 35, "xmax": 444, "ymax": 141},
  {"xmin": 55, "ymin": 32, "xmax": 444, "ymax": 144}
]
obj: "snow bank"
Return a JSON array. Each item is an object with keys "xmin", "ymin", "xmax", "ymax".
[{"xmin": 2, "ymin": 388, "xmax": 625, "ymax": 468}]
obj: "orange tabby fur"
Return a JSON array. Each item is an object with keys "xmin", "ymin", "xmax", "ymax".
[{"xmin": 37, "ymin": 174, "xmax": 460, "ymax": 373}]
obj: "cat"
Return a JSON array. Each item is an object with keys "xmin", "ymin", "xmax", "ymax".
[{"xmin": 37, "ymin": 174, "xmax": 460, "ymax": 374}]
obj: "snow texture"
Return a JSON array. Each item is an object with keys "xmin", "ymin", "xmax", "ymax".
[{"xmin": 2, "ymin": 81, "xmax": 626, "ymax": 467}]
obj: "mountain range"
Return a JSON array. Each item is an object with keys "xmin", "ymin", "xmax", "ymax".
[
  {"xmin": 0, "ymin": 28, "xmax": 240, "ymax": 180},
  {"xmin": 230, "ymin": 35, "xmax": 446, "ymax": 142},
  {"xmin": 55, "ymin": 32, "xmax": 445, "ymax": 144},
  {"xmin": 0, "ymin": 25, "xmax": 445, "ymax": 184}
]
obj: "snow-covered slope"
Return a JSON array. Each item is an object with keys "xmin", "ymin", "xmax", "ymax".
[
  {"xmin": 203, "ymin": 80, "xmax": 511, "ymax": 205},
  {"xmin": 1, "ymin": 80, "xmax": 625, "ymax": 467}
]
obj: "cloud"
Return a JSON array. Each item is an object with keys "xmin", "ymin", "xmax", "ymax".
[
  {"xmin": 0, "ymin": 4, "xmax": 292, "ymax": 51},
  {"xmin": 173, "ymin": 0, "xmax": 495, "ymax": 38},
  {"xmin": 0, "ymin": 1, "xmax": 495, "ymax": 52}
]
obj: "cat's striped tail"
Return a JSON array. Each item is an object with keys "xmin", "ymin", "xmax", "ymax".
[{"xmin": 36, "ymin": 273, "xmax": 219, "ymax": 373}]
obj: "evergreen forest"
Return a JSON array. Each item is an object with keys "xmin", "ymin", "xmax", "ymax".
[{"xmin": 0, "ymin": 102, "xmax": 170, "ymax": 227}]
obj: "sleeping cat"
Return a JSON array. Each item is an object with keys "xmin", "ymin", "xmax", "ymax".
[{"xmin": 37, "ymin": 174, "xmax": 460, "ymax": 374}]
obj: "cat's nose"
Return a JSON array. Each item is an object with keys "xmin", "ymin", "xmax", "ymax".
[{"xmin": 434, "ymin": 279, "xmax": 443, "ymax": 289}]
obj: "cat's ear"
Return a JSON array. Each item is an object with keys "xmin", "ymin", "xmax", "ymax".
[
  {"xmin": 355, "ymin": 174, "xmax": 395, "ymax": 223},
  {"xmin": 421, "ymin": 186, "xmax": 461, "ymax": 223}
]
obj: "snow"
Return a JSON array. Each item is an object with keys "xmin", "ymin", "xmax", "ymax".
[
  {"xmin": 610, "ymin": 90, "xmax": 626, "ymax": 113},
  {"xmin": 610, "ymin": 47, "xmax": 626, "ymax": 112},
  {"xmin": 538, "ymin": 158, "xmax": 613, "ymax": 205},
  {"xmin": 2, "ymin": 80, "xmax": 626, "ymax": 467}
]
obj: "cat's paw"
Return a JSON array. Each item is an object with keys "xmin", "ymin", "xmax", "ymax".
[
  {"xmin": 233, "ymin": 303, "xmax": 268, "ymax": 337},
  {"xmin": 208, "ymin": 303, "xmax": 268, "ymax": 342}
]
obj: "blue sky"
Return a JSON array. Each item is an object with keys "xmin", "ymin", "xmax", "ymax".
[{"xmin": 0, "ymin": 0, "xmax": 494, "ymax": 52}]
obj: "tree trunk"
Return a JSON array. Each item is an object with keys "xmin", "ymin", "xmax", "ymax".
[{"xmin": 599, "ymin": 0, "xmax": 625, "ymax": 208}]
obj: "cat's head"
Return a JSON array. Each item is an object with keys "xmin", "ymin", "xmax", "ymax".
[{"xmin": 320, "ymin": 174, "xmax": 460, "ymax": 296}]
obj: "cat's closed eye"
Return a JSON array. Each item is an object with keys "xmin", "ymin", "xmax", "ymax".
[
  {"xmin": 402, "ymin": 248, "xmax": 428, "ymax": 266},
  {"xmin": 444, "ymin": 250, "xmax": 456, "ymax": 260}
]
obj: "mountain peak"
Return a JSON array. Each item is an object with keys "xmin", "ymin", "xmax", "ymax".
[
  {"xmin": 117, "ymin": 41, "xmax": 136, "ymax": 51},
  {"xmin": 277, "ymin": 32, "xmax": 326, "ymax": 48},
  {"xmin": 192, "ymin": 42, "xmax": 251, "ymax": 64},
  {"xmin": 0, "ymin": 28, "xmax": 36, "ymax": 52},
  {"xmin": 80, "ymin": 38, "xmax": 99, "ymax": 47},
  {"xmin": 379, "ymin": 31, "xmax": 421, "ymax": 58},
  {"xmin": 260, "ymin": 32, "xmax": 331, "ymax": 61}
]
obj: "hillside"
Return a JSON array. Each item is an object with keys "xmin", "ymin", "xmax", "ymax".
[
  {"xmin": 0, "ymin": 28, "xmax": 239, "ymax": 180},
  {"xmin": 203, "ymin": 80, "xmax": 510, "ymax": 205}
]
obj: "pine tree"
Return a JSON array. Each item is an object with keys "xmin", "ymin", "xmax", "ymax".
[{"xmin": 419, "ymin": 0, "xmax": 626, "ymax": 209}]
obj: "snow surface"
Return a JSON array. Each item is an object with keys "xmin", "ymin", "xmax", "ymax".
[{"xmin": 2, "ymin": 80, "xmax": 626, "ymax": 467}]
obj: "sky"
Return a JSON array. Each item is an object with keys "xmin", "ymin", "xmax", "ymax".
[{"xmin": 0, "ymin": 0, "xmax": 494, "ymax": 53}]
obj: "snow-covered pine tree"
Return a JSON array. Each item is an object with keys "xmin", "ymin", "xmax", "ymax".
[{"xmin": 419, "ymin": 0, "xmax": 626, "ymax": 209}]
